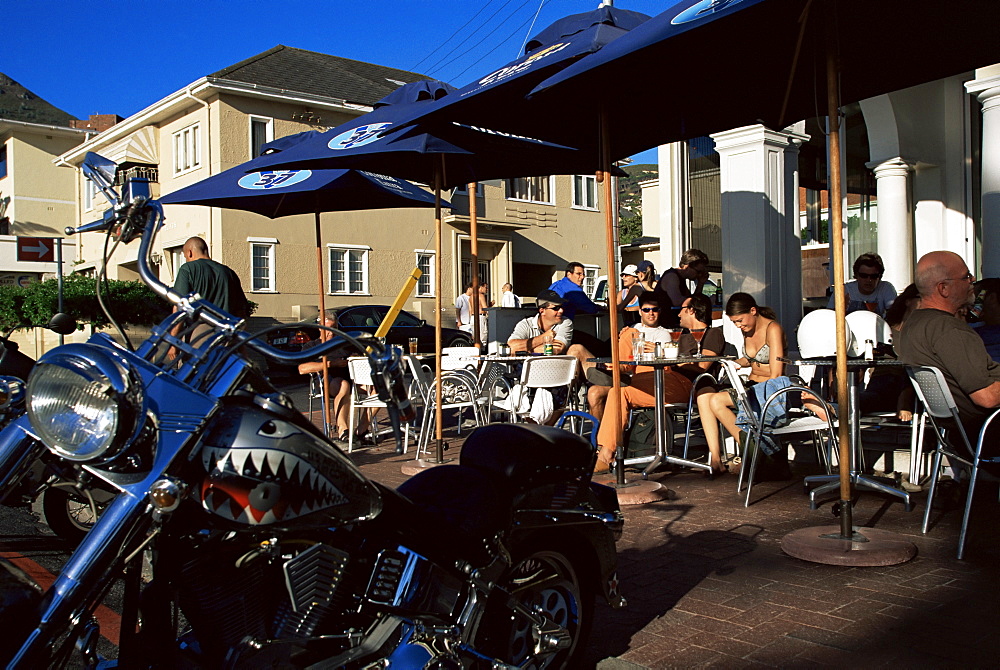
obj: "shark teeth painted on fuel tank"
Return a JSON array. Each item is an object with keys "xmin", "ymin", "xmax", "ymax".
[{"xmin": 199, "ymin": 445, "xmax": 348, "ymax": 524}]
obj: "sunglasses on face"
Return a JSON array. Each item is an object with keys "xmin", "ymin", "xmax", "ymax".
[
  {"xmin": 640, "ymin": 307, "xmax": 660, "ymax": 313},
  {"xmin": 855, "ymin": 272, "xmax": 882, "ymax": 280},
  {"xmin": 544, "ymin": 305, "xmax": 565, "ymax": 311}
]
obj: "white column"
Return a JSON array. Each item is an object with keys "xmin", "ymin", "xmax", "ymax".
[
  {"xmin": 966, "ymin": 75, "xmax": 1000, "ymax": 278},
  {"xmin": 656, "ymin": 142, "xmax": 687, "ymax": 272},
  {"xmin": 866, "ymin": 157, "xmax": 914, "ymax": 291},
  {"xmin": 711, "ymin": 124, "xmax": 809, "ymax": 336}
]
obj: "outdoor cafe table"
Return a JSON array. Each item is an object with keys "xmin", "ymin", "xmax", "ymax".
[
  {"xmin": 779, "ymin": 356, "xmax": 913, "ymax": 511},
  {"xmin": 590, "ymin": 355, "xmax": 732, "ymax": 477}
]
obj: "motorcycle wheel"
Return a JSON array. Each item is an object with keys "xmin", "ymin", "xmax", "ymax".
[
  {"xmin": 479, "ymin": 549, "xmax": 591, "ymax": 669},
  {"xmin": 42, "ymin": 486, "xmax": 111, "ymax": 543}
]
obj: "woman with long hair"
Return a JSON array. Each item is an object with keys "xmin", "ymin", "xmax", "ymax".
[
  {"xmin": 696, "ymin": 292, "xmax": 826, "ymax": 475},
  {"xmin": 636, "ymin": 259, "xmax": 657, "ymax": 293}
]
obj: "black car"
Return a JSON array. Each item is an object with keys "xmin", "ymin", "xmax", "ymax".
[
  {"xmin": 264, "ymin": 324, "xmax": 322, "ymax": 378},
  {"xmin": 336, "ymin": 305, "xmax": 474, "ymax": 352}
]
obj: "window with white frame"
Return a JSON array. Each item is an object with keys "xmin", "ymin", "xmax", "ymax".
[
  {"xmin": 329, "ymin": 245, "xmax": 370, "ymax": 295},
  {"xmin": 583, "ymin": 265, "xmax": 600, "ymax": 297},
  {"xmin": 572, "ymin": 174, "xmax": 597, "ymax": 210},
  {"xmin": 416, "ymin": 250, "xmax": 434, "ymax": 297},
  {"xmin": 505, "ymin": 176, "xmax": 553, "ymax": 204},
  {"xmin": 451, "ymin": 182, "xmax": 484, "ymax": 197},
  {"xmin": 249, "ymin": 238, "xmax": 277, "ymax": 292},
  {"xmin": 173, "ymin": 123, "xmax": 201, "ymax": 175},
  {"xmin": 249, "ymin": 116, "xmax": 274, "ymax": 158},
  {"xmin": 166, "ymin": 246, "xmax": 185, "ymax": 283},
  {"xmin": 84, "ymin": 177, "xmax": 98, "ymax": 211}
]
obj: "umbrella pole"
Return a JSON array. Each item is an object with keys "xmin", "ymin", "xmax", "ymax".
[
  {"xmin": 826, "ymin": 36, "xmax": 853, "ymax": 540},
  {"xmin": 315, "ymin": 212, "xmax": 333, "ymax": 437},
  {"xmin": 434, "ymin": 161, "xmax": 445, "ymax": 463},
  {"xmin": 470, "ymin": 182, "xmax": 481, "ymax": 348},
  {"xmin": 600, "ymin": 113, "xmax": 625, "ymax": 487}
]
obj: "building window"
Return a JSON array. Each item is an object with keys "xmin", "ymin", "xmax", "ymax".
[
  {"xmin": 451, "ymin": 182, "xmax": 484, "ymax": 197},
  {"xmin": 572, "ymin": 175, "xmax": 597, "ymax": 210},
  {"xmin": 84, "ymin": 178, "xmax": 97, "ymax": 211},
  {"xmin": 173, "ymin": 123, "xmax": 201, "ymax": 175},
  {"xmin": 416, "ymin": 251, "xmax": 434, "ymax": 297},
  {"xmin": 250, "ymin": 116, "xmax": 274, "ymax": 158},
  {"xmin": 329, "ymin": 245, "xmax": 370, "ymax": 295},
  {"xmin": 249, "ymin": 238, "xmax": 277, "ymax": 292},
  {"xmin": 0, "ymin": 145, "xmax": 7, "ymax": 180},
  {"xmin": 166, "ymin": 246, "xmax": 185, "ymax": 282},
  {"xmin": 505, "ymin": 176, "xmax": 553, "ymax": 204},
  {"xmin": 583, "ymin": 265, "xmax": 600, "ymax": 297}
]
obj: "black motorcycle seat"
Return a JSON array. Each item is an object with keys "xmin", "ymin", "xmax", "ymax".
[
  {"xmin": 394, "ymin": 464, "xmax": 512, "ymax": 549},
  {"xmin": 459, "ymin": 424, "xmax": 595, "ymax": 496}
]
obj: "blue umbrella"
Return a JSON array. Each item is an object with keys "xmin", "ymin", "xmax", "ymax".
[
  {"xmin": 524, "ymin": 0, "xmax": 999, "ymax": 539},
  {"xmin": 160, "ymin": 164, "xmax": 444, "ymax": 217}
]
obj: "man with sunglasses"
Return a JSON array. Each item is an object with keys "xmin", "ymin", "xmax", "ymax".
[
  {"xmin": 592, "ymin": 292, "xmax": 693, "ymax": 471},
  {"xmin": 508, "ymin": 289, "xmax": 574, "ymax": 354},
  {"xmin": 898, "ymin": 251, "xmax": 1000, "ymax": 444},
  {"xmin": 828, "ymin": 252, "xmax": 898, "ymax": 316}
]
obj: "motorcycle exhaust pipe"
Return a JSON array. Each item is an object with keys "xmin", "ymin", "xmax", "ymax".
[{"xmin": 0, "ymin": 416, "xmax": 46, "ymax": 504}]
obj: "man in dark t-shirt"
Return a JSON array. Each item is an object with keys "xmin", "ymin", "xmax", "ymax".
[
  {"xmin": 174, "ymin": 236, "xmax": 249, "ymax": 318},
  {"xmin": 898, "ymin": 251, "xmax": 1000, "ymax": 448},
  {"xmin": 652, "ymin": 248, "xmax": 709, "ymax": 328}
]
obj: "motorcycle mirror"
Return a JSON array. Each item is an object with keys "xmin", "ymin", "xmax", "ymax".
[{"xmin": 47, "ymin": 313, "xmax": 77, "ymax": 335}]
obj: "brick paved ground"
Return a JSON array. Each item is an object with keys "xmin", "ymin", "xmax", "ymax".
[{"xmin": 292, "ymin": 383, "xmax": 1000, "ymax": 669}]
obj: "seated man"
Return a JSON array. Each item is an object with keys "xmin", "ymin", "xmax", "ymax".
[
  {"xmin": 508, "ymin": 289, "xmax": 595, "ymax": 377},
  {"xmin": 898, "ymin": 251, "xmax": 1000, "ymax": 465},
  {"xmin": 828, "ymin": 252, "xmax": 898, "ymax": 316},
  {"xmin": 549, "ymin": 261, "xmax": 610, "ymax": 356},
  {"xmin": 593, "ymin": 292, "xmax": 693, "ymax": 472},
  {"xmin": 586, "ymin": 293, "xmax": 723, "ymax": 422},
  {"xmin": 972, "ymin": 278, "xmax": 1000, "ymax": 363}
]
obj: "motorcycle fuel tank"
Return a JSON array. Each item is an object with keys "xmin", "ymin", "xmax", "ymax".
[{"xmin": 197, "ymin": 399, "xmax": 382, "ymax": 528}]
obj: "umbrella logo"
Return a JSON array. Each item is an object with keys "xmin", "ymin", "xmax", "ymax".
[
  {"xmin": 238, "ymin": 170, "xmax": 312, "ymax": 190},
  {"xmin": 477, "ymin": 42, "xmax": 571, "ymax": 88},
  {"xmin": 671, "ymin": 0, "xmax": 747, "ymax": 25},
  {"xmin": 327, "ymin": 122, "xmax": 392, "ymax": 150},
  {"xmin": 360, "ymin": 172, "xmax": 407, "ymax": 194}
]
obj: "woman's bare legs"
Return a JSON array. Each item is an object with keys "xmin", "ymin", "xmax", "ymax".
[
  {"xmin": 698, "ymin": 389, "xmax": 742, "ymax": 472},
  {"xmin": 329, "ymin": 379, "xmax": 352, "ymax": 436}
]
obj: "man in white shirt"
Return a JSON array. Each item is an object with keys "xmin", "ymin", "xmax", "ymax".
[
  {"xmin": 455, "ymin": 284, "xmax": 474, "ymax": 332},
  {"xmin": 508, "ymin": 290, "xmax": 574, "ymax": 354},
  {"xmin": 500, "ymin": 283, "xmax": 521, "ymax": 308}
]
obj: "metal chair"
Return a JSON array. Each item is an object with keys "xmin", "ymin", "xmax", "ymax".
[
  {"xmin": 404, "ymin": 354, "xmax": 483, "ymax": 457},
  {"xmin": 492, "ymin": 355, "xmax": 577, "ymax": 424},
  {"xmin": 304, "ymin": 371, "xmax": 330, "ymax": 437},
  {"xmin": 906, "ymin": 365, "xmax": 1000, "ymax": 559},
  {"xmin": 718, "ymin": 360, "xmax": 839, "ymax": 507}
]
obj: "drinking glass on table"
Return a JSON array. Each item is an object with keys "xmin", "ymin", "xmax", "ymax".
[
  {"xmin": 690, "ymin": 328, "xmax": 707, "ymax": 357},
  {"xmin": 669, "ymin": 328, "xmax": 684, "ymax": 343},
  {"xmin": 408, "ymin": 337, "xmax": 419, "ymax": 355}
]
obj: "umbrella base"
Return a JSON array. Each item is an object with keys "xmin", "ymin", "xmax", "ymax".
[
  {"xmin": 592, "ymin": 474, "xmax": 675, "ymax": 505},
  {"xmin": 401, "ymin": 458, "xmax": 454, "ymax": 476},
  {"xmin": 782, "ymin": 525, "xmax": 917, "ymax": 566}
]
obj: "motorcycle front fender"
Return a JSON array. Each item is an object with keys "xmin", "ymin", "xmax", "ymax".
[{"xmin": 0, "ymin": 415, "xmax": 46, "ymax": 504}]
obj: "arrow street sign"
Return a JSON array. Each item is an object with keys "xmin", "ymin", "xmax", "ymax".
[{"xmin": 16, "ymin": 237, "xmax": 56, "ymax": 263}]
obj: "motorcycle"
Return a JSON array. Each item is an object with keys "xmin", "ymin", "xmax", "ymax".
[
  {"xmin": 0, "ymin": 314, "xmax": 118, "ymax": 542},
  {"xmin": 0, "ymin": 153, "xmax": 625, "ymax": 669}
]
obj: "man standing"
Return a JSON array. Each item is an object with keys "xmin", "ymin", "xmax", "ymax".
[
  {"xmin": 828, "ymin": 252, "xmax": 898, "ymax": 316},
  {"xmin": 174, "ymin": 236, "xmax": 248, "ymax": 318},
  {"xmin": 592, "ymin": 292, "xmax": 693, "ymax": 472},
  {"xmin": 898, "ymin": 251, "xmax": 1000, "ymax": 442},
  {"xmin": 653, "ymin": 248, "xmax": 709, "ymax": 327},
  {"xmin": 500, "ymin": 283, "xmax": 521, "ymax": 308},
  {"xmin": 454, "ymin": 284, "xmax": 474, "ymax": 332},
  {"xmin": 548, "ymin": 261, "xmax": 604, "ymax": 320}
]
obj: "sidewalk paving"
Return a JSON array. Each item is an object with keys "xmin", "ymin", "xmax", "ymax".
[{"xmin": 291, "ymin": 383, "xmax": 1000, "ymax": 669}]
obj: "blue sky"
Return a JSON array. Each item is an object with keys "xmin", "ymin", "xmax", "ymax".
[{"xmin": 7, "ymin": 0, "xmax": 664, "ymax": 164}]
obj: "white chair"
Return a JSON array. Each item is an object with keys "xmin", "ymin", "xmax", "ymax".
[
  {"xmin": 347, "ymin": 357, "xmax": 410, "ymax": 453},
  {"xmin": 717, "ymin": 360, "xmax": 839, "ymax": 507},
  {"xmin": 906, "ymin": 365, "xmax": 1000, "ymax": 559},
  {"xmin": 492, "ymin": 355, "xmax": 577, "ymax": 424}
]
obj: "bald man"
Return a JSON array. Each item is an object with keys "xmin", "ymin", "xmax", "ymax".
[
  {"xmin": 174, "ymin": 236, "xmax": 248, "ymax": 318},
  {"xmin": 897, "ymin": 251, "xmax": 1000, "ymax": 440}
]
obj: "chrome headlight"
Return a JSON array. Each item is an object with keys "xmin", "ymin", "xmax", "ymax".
[{"xmin": 27, "ymin": 344, "xmax": 145, "ymax": 462}]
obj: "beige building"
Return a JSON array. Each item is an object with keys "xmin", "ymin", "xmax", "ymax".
[
  {"xmin": 56, "ymin": 46, "xmax": 609, "ymax": 330},
  {"xmin": 0, "ymin": 118, "xmax": 91, "ymax": 285}
]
